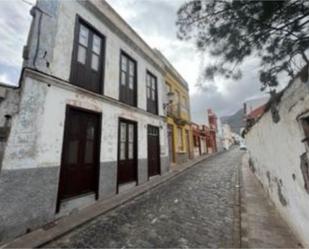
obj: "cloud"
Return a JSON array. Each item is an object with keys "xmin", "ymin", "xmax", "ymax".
[
  {"xmin": 0, "ymin": 1, "xmax": 33, "ymax": 67},
  {"xmin": 0, "ymin": 73, "xmax": 10, "ymax": 84},
  {"xmin": 0, "ymin": 0, "xmax": 34, "ymax": 85},
  {"xmin": 190, "ymin": 57, "xmax": 265, "ymax": 123},
  {"xmin": 107, "ymin": 0, "xmax": 273, "ymax": 120},
  {"xmin": 0, "ymin": 0, "xmax": 279, "ymax": 119}
]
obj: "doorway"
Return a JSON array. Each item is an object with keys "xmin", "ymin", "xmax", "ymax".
[
  {"xmin": 57, "ymin": 106, "xmax": 101, "ymax": 212},
  {"xmin": 118, "ymin": 119, "xmax": 138, "ymax": 187},
  {"xmin": 148, "ymin": 125, "xmax": 161, "ymax": 178}
]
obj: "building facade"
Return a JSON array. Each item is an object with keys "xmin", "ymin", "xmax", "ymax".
[
  {"xmin": 0, "ymin": 0, "xmax": 170, "ymax": 242},
  {"xmin": 199, "ymin": 125, "xmax": 208, "ymax": 154},
  {"xmin": 191, "ymin": 122, "xmax": 201, "ymax": 157},
  {"xmin": 245, "ymin": 66, "xmax": 309, "ymax": 247},
  {"xmin": 222, "ymin": 124, "xmax": 234, "ymax": 150},
  {"xmin": 207, "ymin": 109, "xmax": 218, "ymax": 153},
  {"xmin": 154, "ymin": 50, "xmax": 193, "ymax": 165}
]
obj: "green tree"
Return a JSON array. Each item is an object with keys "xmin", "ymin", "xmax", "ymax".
[{"xmin": 176, "ymin": 0, "xmax": 309, "ymax": 90}]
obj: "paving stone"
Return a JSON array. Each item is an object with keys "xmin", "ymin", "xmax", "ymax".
[{"xmin": 46, "ymin": 149, "xmax": 242, "ymax": 248}]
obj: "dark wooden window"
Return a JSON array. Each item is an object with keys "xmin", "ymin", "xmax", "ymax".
[
  {"xmin": 70, "ymin": 18, "xmax": 105, "ymax": 94},
  {"xmin": 146, "ymin": 71, "xmax": 158, "ymax": 115},
  {"xmin": 301, "ymin": 117, "xmax": 309, "ymax": 146},
  {"xmin": 119, "ymin": 52, "xmax": 137, "ymax": 107}
]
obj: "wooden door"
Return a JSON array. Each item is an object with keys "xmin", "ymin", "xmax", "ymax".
[
  {"xmin": 57, "ymin": 107, "xmax": 101, "ymax": 211},
  {"xmin": 118, "ymin": 119, "xmax": 137, "ymax": 186},
  {"xmin": 148, "ymin": 125, "xmax": 160, "ymax": 178},
  {"xmin": 186, "ymin": 130, "xmax": 192, "ymax": 159},
  {"xmin": 167, "ymin": 124, "xmax": 175, "ymax": 163}
]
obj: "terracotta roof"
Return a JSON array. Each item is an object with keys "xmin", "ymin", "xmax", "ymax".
[{"xmin": 247, "ymin": 104, "xmax": 266, "ymax": 120}]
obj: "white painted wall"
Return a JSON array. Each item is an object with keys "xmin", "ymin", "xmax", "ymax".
[
  {"xmin": 28, "ymin": 0, "xmax": 165, "ymax": 116},
  {"xmin": 245, "ymin": 69, "xmax": 309, "ymax": 247},
  {"xmin": 3, "ymin": 0, "xmax": 171, "ymax": 171},
  {"xmin": 222, "ymin": 124, "xmax": 233, "ymax": 150},
  {"xmin": 2, "ymin": 76, "xmax": 168, "ymax": 171},
  {"xmin": 200, "ymin": 137, "xmax": 207, "ymax": 154},
  {"xmin": 0, "ymin": 0, "xmax": 170, "ymax": 241}
]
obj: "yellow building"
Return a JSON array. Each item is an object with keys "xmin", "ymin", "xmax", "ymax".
[{"xmin": 154, "ymin": 50, "xmax": 193, "ymax": 165}]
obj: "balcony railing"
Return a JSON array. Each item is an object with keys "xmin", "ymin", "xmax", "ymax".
[{"xmin": 167, "ymin": 103, "xmax": 189, "ymax": 123}]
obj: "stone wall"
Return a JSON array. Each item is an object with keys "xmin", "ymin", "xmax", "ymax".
[{"xmin": 245, "ymin": 66, "xmax": 309, "ymax": 247}]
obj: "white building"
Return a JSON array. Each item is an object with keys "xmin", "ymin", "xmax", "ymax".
[
  {"xmin": 245, "ymin": 65, "xmax": 309, "ymax": 247},
  {"xmin": 0, "ymin": 0, "xmax": 169, "ymax": 242},
  {"xmin": 222, "ymin": 124, "xmax": 234, "ymax": 150}
]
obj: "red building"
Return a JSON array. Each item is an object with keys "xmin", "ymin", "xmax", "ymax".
[
  {"xmin": 191, "ymin": 122, "xmax": 201, "ymax": 157},
  {"xmin": 207, "ymin": 109, "xmax": 218, "ymax": 153},
  {"xmin": 190, "ymin": 109, "xmax": 219, "ymax": 157}
]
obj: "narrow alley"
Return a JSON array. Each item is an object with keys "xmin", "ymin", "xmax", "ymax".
[{"xmin": 46, "ymin": 149, "xmax": 242, "ymax": 248}]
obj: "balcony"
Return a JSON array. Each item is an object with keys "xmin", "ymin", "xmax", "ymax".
[{"xmin": 167, "ymin": 103, "xmax": 189, "ymax": 125}]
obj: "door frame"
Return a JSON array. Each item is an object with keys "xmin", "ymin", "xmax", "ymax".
[
  {"xmin": 116, "ymin": 117, "xmax": 138, "ymax": 193},
  {"xmin": 147, "ymin": 125, "xmax": 161, "ymax": 180},
  {"xmin": 167, "ymin": 124, "xmax": 176, "ymax": 163},
  {"xmin": 186, "ymin": 129, "xmax": 192, "ymax": 159},
  {"xmin": 56, "ymin": 105, "xmax": 102, "ymax": 213}
]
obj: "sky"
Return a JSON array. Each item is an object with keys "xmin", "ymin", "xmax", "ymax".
[{"xmin": 0, "ymin": 0, "xmax": 271, "ymax": 123}]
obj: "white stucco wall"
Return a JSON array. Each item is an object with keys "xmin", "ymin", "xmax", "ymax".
[
  {"xmin": 222, "ymin": 124, "xmax": 233, "ymax": 150},
  {"xmin": 6, "ymin": 0, "xmax": 170, "ymax": 171},
  {"xmin": 27, "ymin": 0, "xmax": 165, "ymax": 117},
  {"xmin": 2, "ymin": 75, "xmax": 168, "ymax": 171},
  {"xmin": 0, "ymin": 0, "xmax": 170, "ymax": 241},
  {"xmin": 245, "ymin": 69, "xmax": 309, "ymax": 247}
]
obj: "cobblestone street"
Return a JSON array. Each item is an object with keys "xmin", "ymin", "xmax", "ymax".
[{"xmin": 46, "ymin": 149, "xmax": 243, "ymax": 248}]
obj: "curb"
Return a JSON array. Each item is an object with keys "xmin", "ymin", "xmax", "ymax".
[
  {"xmin": 240, "ymin": 154, "xmax": 249, "ymax": 248},
  {"xmin": 2, "ymin": 152, "xmax": 224, "ymax": 248},
  {"xmin": 231, "ymin": 157, "xmax": 241, "ymax": 248}
]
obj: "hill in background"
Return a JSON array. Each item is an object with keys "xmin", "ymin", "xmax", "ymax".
[{"xmin": 220, "ymin": 108, "xmax": 245, "ymax": 134}]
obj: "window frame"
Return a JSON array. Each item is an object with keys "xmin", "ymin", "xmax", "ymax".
[
  {"xmin": 300, "ymin": 114, "xmax": 309, "ymax": 149},
  {"xmin": 70, "ymin": 16, "xmax": 106, "ymax": 94},
  {"xmin": 165, "ymin": 82, "xmax": 171, "ymax": 94},
  {"xmin": 118, "ymin": 118, "xmax": 138, "ymax": 162},
  {"xmin": 119, "ymin": 50, "xmax": 138, "ymax": 107},
  {"xmin": 146, "ymin": 70, "xmax": 158, "ymax": 115}
]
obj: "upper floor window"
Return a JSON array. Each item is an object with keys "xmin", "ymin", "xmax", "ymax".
[
  {"xmin": 175, "ymin": 90, "xmax": 180, "ymax": 104},
  {"xmin": 146, "ymin": 71, "xmax": 158, "ymax": 115},
  {"xmin": 182, "ymin": 96, "xmax": 189, "ymax": 112},
  {"xmin": 301, "ymin": 116, "xmax": 309, "ymax": 147},
  {"xmin": 119, "ymin": 52, "xmax": 137, "ymax": 107},
  {"xmin": 174, "ymin": 90, "xmax": 180, "ymax": 113},
  {"xmin": 70, "ymin": 18, "xmax": 105, "ymax": 94},
  {"xmin": 166, "ymin": 82, "xmax": 171, "ymax": 94}
]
